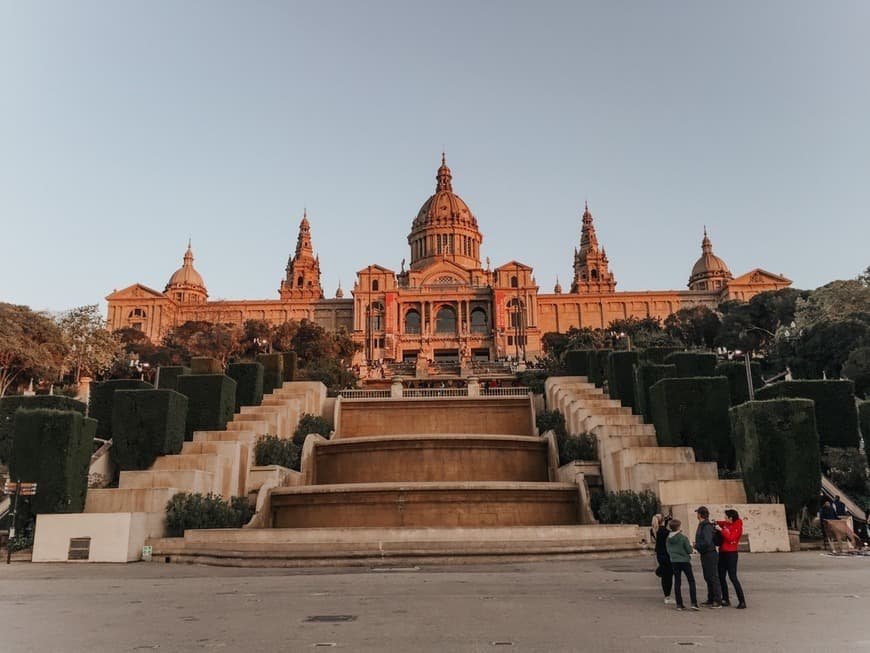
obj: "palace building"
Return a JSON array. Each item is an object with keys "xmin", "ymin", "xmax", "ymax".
[{"xmin": 106, "ymin": 156, "xmax": 791, "ymax": 365}]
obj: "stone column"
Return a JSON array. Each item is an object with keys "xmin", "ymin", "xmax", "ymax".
[
  {"xmin": 467, "ymin": 376, "xmax": 480, "ymax": 397},
  {"xmin": 391, "ymin": 377, "xmax": 404, "ymax": 398}
]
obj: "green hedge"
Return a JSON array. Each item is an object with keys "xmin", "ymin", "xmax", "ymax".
[
  {"xmin": 0, "ymin": 395, "xmax": 86, "ymax": 465},
  {"xmin": 292, "ymin": 413, "xmax": 333, "ymax": 445},
  {"xmin": 227, "ymin": 362, "xmax": 264, "ymax": 413},
  {"xmin": 191, "ymin": 357, "xmax": 223, "ymax": 374},
  {"xmin": 176, "ymin": 375, "xmax": 237, "ymax": 441},
  {"xmin": 729, "ymin": 399, "xmax": 821, "ymax": 522},
  {"xmin": 9, "ymin": 408, "xmax": 93, "ymax": 516},
  {"xmin": 641, "ymin": 347, "xmax": 681, "ymax": 364},
  {"xmin": 633, "ymin": 363, "xmax": 676, "ymax": 423},
  {"xmin": 156, "ymin": 366, "xmax": 190, "ymax": 391},
  {"xmin": 715, "ymin": 361, "xmax": 763, "ymax": 406},
  {"xmin": 257, "ymin": 353, "xmax": 284, "ymax": 395},
  {"xmin": 755, "ymin": 380, "xmax": 858, "ymax": 450},
  {"xmin": 281, "ymin": 352, "xmax": 298, "ymax": 382},
  {"xmin": 594, "ymin": 490, "xmax": 660, "ymax": 526},
  {"xmin": 650, "ymin": 376, "xmax": 733, "ymax": 467},
  {"xmin": 860, "ymin": 401, "xmax": 870, "ymax": 465},
  {"xmin": 254, "ymin": 434, "xmax": 301, "ymax": 470},
  {"xmin": 88, "ymin": 379, "xmax": 153, "ymax": 438},
  {"xmin": 110, "ymin": 389, "xmax": 188, "ymax": 471},
  {"xmin": 590, "ymin": 349, "xmax": 612, "ymax": 388},
  {"xmin": 564, "ymin": 349, "xmax": 594, "ymax": 377},
  {"xmin": 664, "ymin": 352, "xmax": 718, "ymax": 378},
  {"xmin": 165, "ymin": 492, "xmax": 254, "ymax": 537},
  {"xmin": 607, "ymin": 351, "xmax": 640, "ymax": 410}
]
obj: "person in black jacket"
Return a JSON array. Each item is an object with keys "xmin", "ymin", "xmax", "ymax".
[
  {"xmin": 694, "ymin": 506, "xmax": 723, "ymax": 608},
  {"xmin": 651, "ymin": 514, "xmax": 674, "ymax": 604}
]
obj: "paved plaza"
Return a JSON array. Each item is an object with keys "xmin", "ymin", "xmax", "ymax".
[{"xmin": 2, "ymin": 551, "xmax": 869, "ymax": 653}]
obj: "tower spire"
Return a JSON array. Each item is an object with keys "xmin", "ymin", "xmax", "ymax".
[{"xmin": 436, "ymin": 153, "xmax": 453, "ymax": 192}]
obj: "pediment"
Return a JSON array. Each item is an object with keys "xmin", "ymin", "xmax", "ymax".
[
  {"xmin": 356, "ymin": 264, "xmax": 395, "ymax": 276},
  {"xmin": 106, "ymin": 283, "xmax": 168, "ymax": 301},
  {"xmin": 731, "ymin": 268, "xmax": 792, "ymax": 285},
  {"xmin": 495, "ymin": 260, "xmax": 533, "ymax": 273}
]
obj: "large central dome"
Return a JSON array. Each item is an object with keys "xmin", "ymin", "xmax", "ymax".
[{"xmin": 407, "ymin": 155, "xmax": 483, "ymax": 271}]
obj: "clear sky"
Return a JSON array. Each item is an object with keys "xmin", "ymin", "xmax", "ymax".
[{"xmin": 2, "ymin": 1, "xmax": 868, "ymax": 314}]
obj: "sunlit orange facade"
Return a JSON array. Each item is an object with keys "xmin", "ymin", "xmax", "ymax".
[{"xmin": 106, "ymin": 156, "xmax": 790, "ymax": 364}]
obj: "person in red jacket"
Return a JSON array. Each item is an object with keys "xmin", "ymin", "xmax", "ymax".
[{"xmin": 715, "ymin": 509, "xmax": 746, "ymax": 608}]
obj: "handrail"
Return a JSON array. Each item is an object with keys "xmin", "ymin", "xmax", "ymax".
[{"xmin": 821, "ymin": 475, "xmax": 868, "ymax": 523}]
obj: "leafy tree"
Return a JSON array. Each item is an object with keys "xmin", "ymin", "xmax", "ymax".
[
  {"xmin": 788, "ymin": 317, "xmax": 870, "ymax": 379},
  {"xmin": 607, "ymin": 316, "xmax": 677, "ymax": 348},
  {"xmin": 716, "ymin": 289, "xmax": 808, "ymax": 355},
  {"xmin": 562, "ymin": 326, "xmax": 606, "ymax": 352},
  {"xmin": 793, "ymin": 280, "xmax": 870, "ymax": 333},
  {"xmin": 664, "ymin": 306, "xmax": 721, "ymax": 348},
  {"xmin": 271, "ymin": 321, "xmax": 298, "ymax": 353},
  {"xmin": 841, "ymin": 346, "xmax": 870, "ymax": 398},
  {"xmin": 240, "ymin": 319, "xmax": 274, "ymax": 358},
  {"xmin": 541, "ymin": 332, "xmax": 570, "ymax": 359},
  {"xmin": 57, "ymin": 305, "xmax": 124, "ymax": 383},
  {"xmin": 163, "ymin": 320, "xmax": 244, "ymax": 366},
  {"xmin": 0, "ymin": 303, "xmax": 67, "ymax": 396}
]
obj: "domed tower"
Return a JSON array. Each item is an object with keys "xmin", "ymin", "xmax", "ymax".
[
  {"xmin": 280, "ymin": 211, "xmax": 324, "ymax": 300},
  {"xmin": 688, "ymin": 228, "xmax": 733, "ymax": 291},
  {"xmin": 407, "ymin": 154, "xmax": 483, "ymax": 272},
  {"xmin": 165, "ymin": 240, "xmax": 208, "ymax": 304},
  {"xmin": 570, "ymin": 203, "xmax": 616, "ymax": 293}
]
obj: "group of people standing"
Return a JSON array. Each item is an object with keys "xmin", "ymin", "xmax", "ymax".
[{"xmin": 652, "ymin": 506, "xmax": 747, "ymax": 611}]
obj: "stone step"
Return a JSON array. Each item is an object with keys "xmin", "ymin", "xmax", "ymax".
[
  {"xmin": 152, "ymin": 453, "xmax": 233, "ymax": 499},
  {"xmin": 85, "ymin": 487, "xmax": 181, "ymax": 513},
  {"xmin": 146, "ymin": 524, "xmax": 644, "ymax": 566},
  {"xmin": 582, "ymin": 413, "xmax": 644, "ymax": 430},
  {"xmin": 119, "ymin": 469, "xmax": 218, "ymax": 495},
  {"xmin": 182, "ymin": 440, "xmax": 248, "ymax": 498},
  {"xmin": 227, "ymin": 420, "xmax": 268, "ymax": 434},
  {"xmin": 658, "ymin": 479, "xmax": 747, "ymax": 507},
  {"xmin": 592, "ymin": 423, "xmax": 656, "ymax": 438},
  {"xmin": 194, "ymin": 429, "xmax": 260, "ymax": 444},
  {"xmin": 614, "ymin": 447, "xmax": 697, "ymax": 491},
  {"xmin": 626, "ymin": 462, "xmax": 718, "ymax": 495}
]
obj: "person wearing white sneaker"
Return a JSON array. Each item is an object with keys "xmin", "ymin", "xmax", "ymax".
[{"xmin": 652, "ymin": 514, "xmax": 674, "ymax": 605}]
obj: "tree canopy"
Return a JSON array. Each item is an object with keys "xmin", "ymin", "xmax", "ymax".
[{"xmin": 0, "ymin": 303, "xmax": 66, "ymax": 396}]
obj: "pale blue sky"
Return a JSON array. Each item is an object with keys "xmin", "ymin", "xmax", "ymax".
[{"xmin": 2, "ymin": 1, "xmax": 868, "ymax": 314}]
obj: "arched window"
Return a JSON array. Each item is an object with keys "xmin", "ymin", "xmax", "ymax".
[
  {"xmin": 590, "ymin": 269, "xmax": 599, "ymax": 281},
  {"xmin": 435, "ymin": 306, "xmax": 457, "ymax": 334},
  {"xmin": 404, "ymin": 309, "xmax": 421, "ymax": 334},
  {"xmin": 470, "ymin": 308, "xmax": 488, "ymax": 334},
  {"xmin": 510, "ymin": 276, "xmax": 518, "ymax": 288},
  {"xmin": 128, "ymin": 308, "xmax": 147, "ymax": 319},
  {"xmin": 297, "ymin": 276, "xmax": 304, "ymax": 288},
  {"xmin": 372, "ymin": 279, "xmax": 379, "ymax": 291}
]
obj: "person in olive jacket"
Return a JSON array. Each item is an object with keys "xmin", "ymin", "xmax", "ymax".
[
  {"xmin": 665, "ymin": 518, "xmax": 699, "ymax": 611},
  {"xmin": 716, "ymin": 509, "xmax": 746, "ymax": 608},
  {"xmin": 694, "ymin": 506, "xmax": 723, "ymax": 607}
]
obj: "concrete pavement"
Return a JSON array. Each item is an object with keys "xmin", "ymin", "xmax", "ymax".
[{"xmin": 1, "ymin": 551, "xmax": 868, "ymax": 653}]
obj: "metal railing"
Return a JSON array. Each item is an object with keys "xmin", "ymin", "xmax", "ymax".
[{"xmin": 481, "ymin": 387, "xmax": 530, "ymax": 396}]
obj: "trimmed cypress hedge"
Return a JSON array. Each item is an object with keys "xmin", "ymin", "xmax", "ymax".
[
  {"xmin": 633, "ymin": 363, "xmax": 676, "ymax": 422},
  {"xmin": 257, "ymin": 353, "xmax": 284, "ymax": 395},
  {"xmin": 564, "ymin": 349, "xmax": 594, "ymax": 377},
  {"xmin": 715, "ymin": 361, "xmax": 763, "ymax": 406},
  {"xmin": 608, "ymin": 351, "xmax": 640, "ymax": 410},
  {"xmin": 650, "ymin": 376, "xmax": 733, "ymax": 466},
  {"xmin": 281, "ymin": 352, "xmax": 298, "ymax": 382},
  {"xmin": 664, "ymin": 352, "xmax": 718, "ymax": 378},
  {"xmin": 111, "ymin": 389, "xmax": 188, "ymax": 470},
  {"xmin": 191, "ymin": 357, "xmax": 223, "ymax": 375},
  {"xmin": 590, "ymin": 349, "xmax": 613, "ymax": 388},
  {"xmin": 755, "ymin": 380, "xmax": 858, "ymax": 450},
  {"xmin": 859, "ymin": 401, "xmax": 870, "ymax": 465},
  {"xmin": 641, "ymin": 347, "xmax": 681, "ymax": 364},
  {"xmin": 0, "ymin": 395, "xmax": 86, "ymax": 465},
  {"xmin": 156, "ymin": 366, "xmax": 190, "ymax": 391},
  {"xmin": 176, "ymin": 374, "xmax": 237, "ymax": 441},
  {"xmin": 729, "ymin": 399, "xmax": 821, "ymax": 522},
  {"xmin": 227, "ymin": 362, "xmax": 264, "ymax": 413},
  {"xmin": 89, "ymin": 379, "xmax": 153, "ymax": 438},
  {"xmin": 9, "ymin": 408, "xmax": 92, "ymax": 515}
]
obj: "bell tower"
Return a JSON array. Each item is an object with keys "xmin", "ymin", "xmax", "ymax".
[
  {"xmin": 570, "ymin": 203, "xmax": 616, "ymax": 294},
  {"xmin": 280, "ymin": 211, "xmax": 324, "ymax": 300}
]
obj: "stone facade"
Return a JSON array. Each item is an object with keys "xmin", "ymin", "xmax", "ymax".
[{"xmin": 106, "ymin": 155, "xmax": 791, "ymax": 363}]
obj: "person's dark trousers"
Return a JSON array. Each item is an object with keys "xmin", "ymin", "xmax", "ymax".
[
  {"xmin": 671, "ymin": 562, "xmax": 697, "ymax": 608},
  {"xmin": 700, "ymin": 551, "xmax": 723, "ymax": 603},
  {"xmin": 717, "ymin": 551, "xmax": 745, "ymax": 605},
  {"xmin": 656, "ymin": 552, "xmax": 673, "ymax": 597}
]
